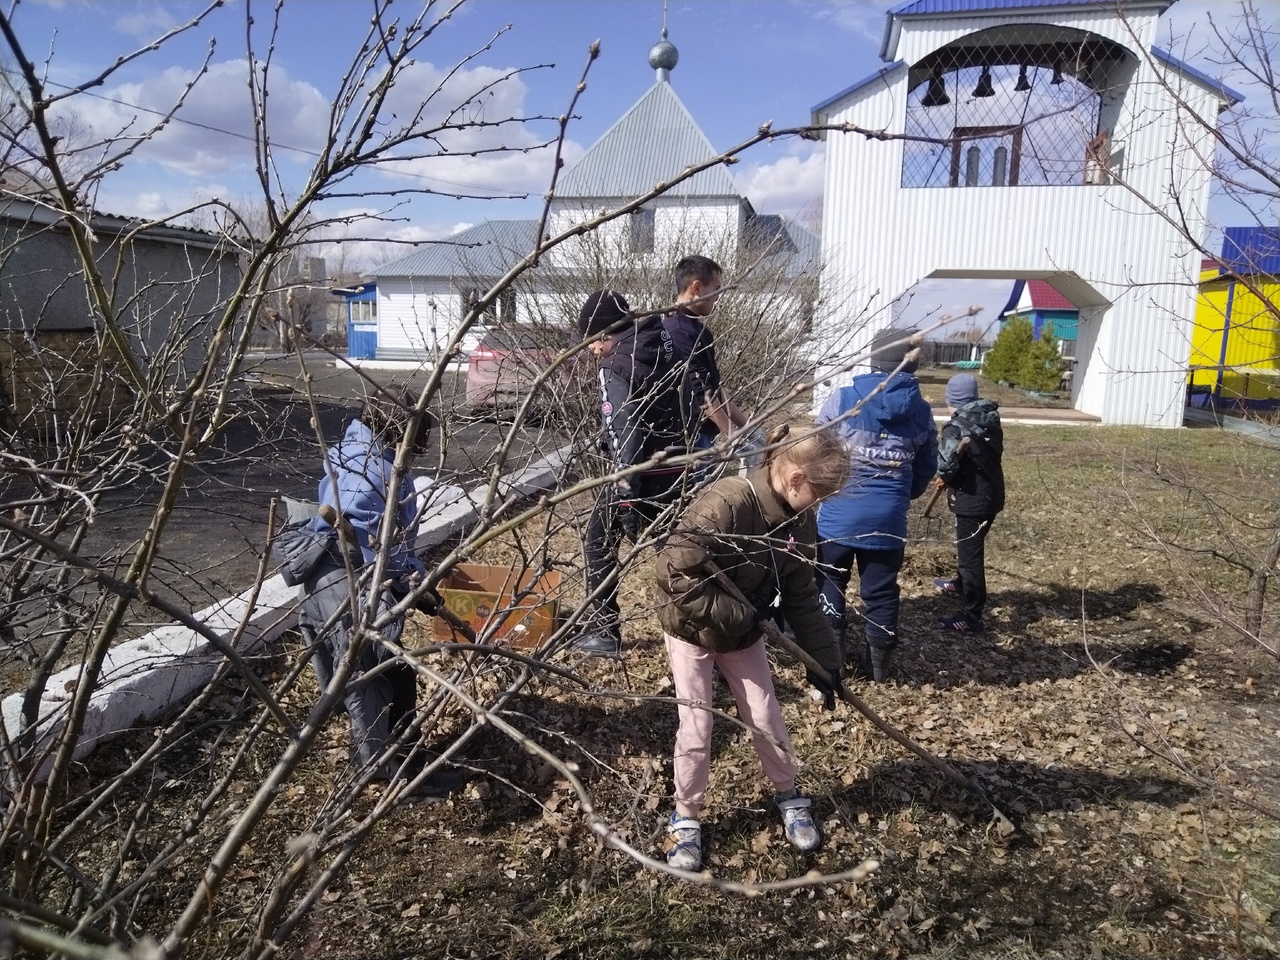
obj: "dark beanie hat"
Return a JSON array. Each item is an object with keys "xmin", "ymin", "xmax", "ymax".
[
  {"xmin": 578, "ymin": 289, "xmax": 630, "ymax": 337},
  {"xmin": 945, "ymin": 373, "xmax": 979, "ymax": 407}
]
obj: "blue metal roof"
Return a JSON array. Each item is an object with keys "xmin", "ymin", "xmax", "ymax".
[
  {"xmin": 370, "ymin": 220, "xmax": 538, "ymax": 279},
  {"xmin": 1151, "ymin": 46, "xmax": 1245, "ymax": 105},
  {"xmin": 811, "ymin": 61, "xmax": 906, "ymax": 118},
  {"xmin": 557, "ymin": 80, "xmax": 739, "ymax": 199},
  {"xmin": 889, "ymin": 0, "xmax": 1168, "ymax": 12},
  {"xmin": 1220, "ymin": 227, "xmax": 1280, "ymax": 278},
  {"xmin": 880, "ymin": 0, "xmax": 1173, "ymax": 61}
]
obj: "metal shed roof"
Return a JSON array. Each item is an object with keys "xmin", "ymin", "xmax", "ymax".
[
  {"xmin": 1220, "ymin": 227, "xmax": 1280, "ymax": 278},
  {"xmin": 556, "ymin": 79, "xmax": 739, "ymax": 200},
  {"xmin": 370, "ymin": 220, "xmax": 538, "ymax": 279}
]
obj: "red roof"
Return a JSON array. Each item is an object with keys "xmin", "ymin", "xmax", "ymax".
[{"xmin": 1026, "ymin": 280, "xmax": 1077, "ymax": 311}]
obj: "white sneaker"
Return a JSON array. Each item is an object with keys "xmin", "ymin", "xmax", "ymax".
[
  {"xmin": 666, "ymin": 812, "xmax": 703, "ymax": 870},
  {"xmin": 776, "ymin": 793, "xmax": 821, "ymax": 852}
]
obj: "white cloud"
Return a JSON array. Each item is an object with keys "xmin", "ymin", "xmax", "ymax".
[
  {"xmin": 66, "ymin": 54, "xmax": 584, "ymax": 204},
  {"xmin": 368, "ymin": 60, "xmax": 586, "ymax": 198},
  {"xmin": 738, "ymin": 144, "xmax": 825, "ymax": 219},
  {"xmin": 802, "ymin": 0, "xmax": 885, "ymax": 45},
  {"xmin": 113, "ymin": 7, "xmax": 180, "ymax": 40},
  {"xmin": 69, "ymin": 59, "xmax": 330, "ymax": 178}
]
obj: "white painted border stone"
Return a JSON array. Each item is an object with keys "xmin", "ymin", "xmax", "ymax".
[{"xmin": 2, "ymin": 447, "xmax": 572, "ymax": 779}]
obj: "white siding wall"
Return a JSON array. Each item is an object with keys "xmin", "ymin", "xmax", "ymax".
[
  {"xmin": 545, "ymin": 197, "xmax": 743, "ymax": 276},
  {"xmin": 376, "ymin": 278, "xmax": 455, "ymax": 359},
  {"xmin": 817, "ymin": 8, "xmax": 1224, "ymax": 426}
]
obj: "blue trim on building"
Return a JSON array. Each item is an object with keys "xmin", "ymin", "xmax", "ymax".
[
  {"xmin": 889, "ymin": 0, "xmax": 1168, "ymax": 12},
  {"xmin": 812, "ymin": 61, "xmax": 906, "ymax": 117},
  {"xmin": 334, "ymin": 282, "xmax": 378, "ymax": 360},
  {"xmin": 1151, "ymin": 47, "xmax": 1246, "ymax": 105},
  {"xmin": 1220, "ymin": 226, "xmax": 1280, "ymax": 277}
]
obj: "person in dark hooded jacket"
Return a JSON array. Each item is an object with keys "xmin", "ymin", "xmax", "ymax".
[
  {"xmin": 932, "ymin": 373, "xmax": 1005, "ymax": 633},
  {"xmin": 572, "ymin": 289, "xmax": 687, "ymax": 657},
  {"xmin": 813, "ymin": 343, "xmax": 937, "ymax": 682}
]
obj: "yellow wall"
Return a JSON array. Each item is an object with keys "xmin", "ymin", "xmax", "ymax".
[{"xmin": 1190, "ymin": 267, "xmax": 1280, "ymax": 401}]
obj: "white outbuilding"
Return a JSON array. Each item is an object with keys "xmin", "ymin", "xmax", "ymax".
[{"xmin": 812, "ymin": 0, "xmax": 1242, "ymax": 426}]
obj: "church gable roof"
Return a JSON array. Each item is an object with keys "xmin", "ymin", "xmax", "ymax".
[
  {"xmin": 370, "ymin": 220, "xmax": 538, "ymax": 279},
  {"xmin": 557, "ymin": 80, "xmax": 739, "ymax": 200}
]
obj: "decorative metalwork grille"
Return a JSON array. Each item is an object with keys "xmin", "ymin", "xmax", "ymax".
[{"xmin": 902, "ymin": 25, "xmax": 1130, "ymax": 189}]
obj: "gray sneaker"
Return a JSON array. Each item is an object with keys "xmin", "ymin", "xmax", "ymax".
[
  {"xmin": 776, "ymin": 794, "xmax": 821, "ymax": 852},
  {"xmin": 666, "ymin": 812, "xmax": 703, "ymax": 870}
]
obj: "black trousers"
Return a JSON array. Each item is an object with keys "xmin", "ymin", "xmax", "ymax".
[
  {"xmin": 583, "ymin": 468, "xmax": 691, "ymax": 634},
  {"xmin": 953, "ymin": 514, "xmax": 996, "ymax": 625},
  {"xmin": 815, "ymin": 541, "xmax": 905, "ymax": 652}
]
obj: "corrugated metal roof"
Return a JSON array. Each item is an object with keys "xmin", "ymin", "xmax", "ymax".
[
  {"xmin": 1026, "ymin": 279, "xmax": 1077, "ymax": 310},
  {"xmin": 557, "ymin": 80, "xmax": 739, "ymax": 199},
  {"xmin": 1151, "ymin": 46, "xmax": 1245, "ymax": 105},
  {"xmin": 1220, "ymin": 227, "xmax": 1280, "ymax": 278},
  {"xmin": 780, "ymin": 219, "xmax": 821, "ymax": 278},
  {"xmin": 880, "ymin": 0, "xmax": 1173, "ymax": 61},
  {"xmin": 889, "ymin": 0, "xmax": 1169, "ymax": 13},
  {"xmin": 812, "ymin": 61, "xmax": 906, "ymax": 120},
  {"xmin": 370, "ymin": 220, "xmax": 538, "ymax": 279}
]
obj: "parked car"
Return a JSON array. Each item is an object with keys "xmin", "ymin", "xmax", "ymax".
[{"xmin": 464, "ymin": 324, "xmax": 577, "ymax": 412}]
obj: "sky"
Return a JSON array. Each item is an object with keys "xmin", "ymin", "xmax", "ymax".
[{"xmin": 2, "ymin": 0, "xmax": 1270, "ymax": 327}]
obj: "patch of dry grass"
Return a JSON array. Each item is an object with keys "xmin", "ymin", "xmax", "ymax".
[{"xmin": 49, "ymin": 425, "xmax": 1280, "ymax": 958}]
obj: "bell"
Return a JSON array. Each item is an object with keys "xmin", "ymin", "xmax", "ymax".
[
  {"xmin": 972, "ymin": 66, "xmax": 995, "ymax": 98},
  {"xmin": 1014, "ymin": 64, "xmax": 1032, "ymax": 92},
  {"xmin": 1050, "ymin": 60, "xmax": 1064, "ymax": 85},
  {"xmin": 921, "ymin": 69, "xmax": 950, "ymax": 107}
]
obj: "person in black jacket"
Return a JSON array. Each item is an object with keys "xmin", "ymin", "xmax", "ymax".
[
  {"xmin": 660, "ymin": 255, "xmax": 765, "ymax": 465},
  {"xmin": 932, "ymin": 373, "xmax": 1005, "ymax": 633},
  {"xmin": 572, "ymin": 289, "xmax": 687, "ymax": 657}
]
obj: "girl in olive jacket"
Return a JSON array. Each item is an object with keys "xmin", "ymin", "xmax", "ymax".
[{"xmin": 653, "ymin": 423, "xmax": 849, "ymax": 872}]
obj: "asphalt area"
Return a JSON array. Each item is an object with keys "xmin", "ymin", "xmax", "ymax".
[{"xmin": 79, "ymin": 355, "xmax": 573, "ymax": 621}]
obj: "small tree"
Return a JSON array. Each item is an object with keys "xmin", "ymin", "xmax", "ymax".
[
  {"xmin": 982, "ymin": 315, "xmax": 1033, "ymax": 385},
  {"xmin": 1020, "ymin": 322, "xmax": 1066, "ymax": 393}
]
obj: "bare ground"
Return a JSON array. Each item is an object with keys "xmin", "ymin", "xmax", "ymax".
[{"xmin": 62, "ymin": 424, "xmax": 1280, "ymax": 959}]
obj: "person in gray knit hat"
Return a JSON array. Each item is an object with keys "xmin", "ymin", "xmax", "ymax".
[{"xmin": 933, "ymin": 373, "xmax": 1004, "ymax": 633}]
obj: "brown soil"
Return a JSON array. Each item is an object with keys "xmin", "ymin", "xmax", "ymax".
[{"xmin": 52, "ymin": 425, "xmax": 1280, "ymax": 958}]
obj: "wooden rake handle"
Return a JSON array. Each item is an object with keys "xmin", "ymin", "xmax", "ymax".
[
  {"xmin": 700, "ymin": 558, "xmax": 1013, "ymax": 833},
  {"xmin": 922, "ymin": 435, "xmax": 969, "ymax": 518}
]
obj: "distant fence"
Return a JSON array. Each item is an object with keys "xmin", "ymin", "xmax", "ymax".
[{"xmin": 925, "ymin": 340, "xmax": 992, "ymax": 366}]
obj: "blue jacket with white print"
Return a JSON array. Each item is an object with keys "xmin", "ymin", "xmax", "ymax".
[{"xmin": 816, "ymin": 372, "xmax": 938, "ymax": 551}]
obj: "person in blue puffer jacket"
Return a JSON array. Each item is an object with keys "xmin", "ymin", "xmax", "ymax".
[
  {"xmin": 294, "ymin": 387, "xmax": 459, "ymax": 798},
  {"xmin": 814, "ymin": 343, "xmax": 937, "ymax": 682}
]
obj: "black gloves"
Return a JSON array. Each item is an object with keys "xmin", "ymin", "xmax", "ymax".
[
  {"xmin": 612, "ymin": 483, "xmax": 641, "ymax": 541},
  {"xmin": 806, "ymin": 666, "xmax": 844, "ymax": 711},
  {"xmin": 746, "ymin": 589, "xmax": 779, "ymax": 628}
]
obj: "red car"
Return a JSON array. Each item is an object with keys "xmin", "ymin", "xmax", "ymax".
[{"xmin": 464, "ymin": 325, "xmax": 576, "ymax": 412}]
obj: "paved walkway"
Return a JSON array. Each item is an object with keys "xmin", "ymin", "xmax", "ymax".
[{"xmin": 930, "ymin": 404, "xmax": 1099, "ymax": 426}]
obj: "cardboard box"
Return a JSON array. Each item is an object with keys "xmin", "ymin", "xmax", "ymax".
[{"xmin": 431, "ymin": 562, "xmax": 561, "ymax": 649}]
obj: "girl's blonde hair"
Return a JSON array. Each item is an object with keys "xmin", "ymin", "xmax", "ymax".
[{"xmin": 765, "ymin": 421, "xmax": 850, "ymax": 500}]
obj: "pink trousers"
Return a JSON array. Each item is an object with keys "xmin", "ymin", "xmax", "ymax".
[{"xmin": 664, "ymin": 633, "xmax": 798, "ymax": 818}]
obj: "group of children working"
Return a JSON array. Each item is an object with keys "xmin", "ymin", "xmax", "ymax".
[
  {"xmin": 279, "ymin": 254, "xmax": 1005, "ymax": 869},
  {"xmin": 575, "ymin": 258, "xmax": 1005, "ymax": 870}
]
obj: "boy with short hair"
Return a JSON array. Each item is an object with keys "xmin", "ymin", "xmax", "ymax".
[
  {"xmin": 933, "ymin": 373, "xmax": 1005, "ymax": 633},
  {"xmin": 661, "ymin": 255, "xmax": 764, "ymax": 461}
]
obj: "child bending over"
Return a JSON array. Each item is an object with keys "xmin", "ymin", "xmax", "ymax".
[{"xmin": 653, "ymin": 422, "xmax": 849, "ymax": 871}]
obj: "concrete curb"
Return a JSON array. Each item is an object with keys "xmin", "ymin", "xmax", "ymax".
[{"xmin": 2, "ymin": 447, "xmax": 573, "ymax": 777}]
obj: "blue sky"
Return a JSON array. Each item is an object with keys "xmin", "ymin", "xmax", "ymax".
[{"xmin": 4, "ymin": 0, "xmax": 1269, "ymax": 323}]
